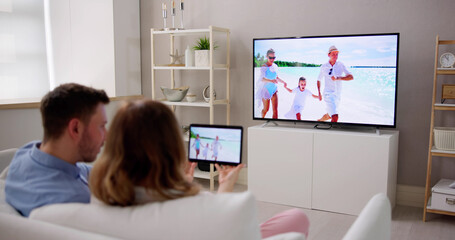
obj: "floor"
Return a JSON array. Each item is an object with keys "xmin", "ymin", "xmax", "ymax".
[{"xmin": 196, "ymin": 179, "xmax": 455, "ymax": 240}]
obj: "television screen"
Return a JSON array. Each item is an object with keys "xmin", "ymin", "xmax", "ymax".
[{"xmin": 253, "ymin": 33, "xmax": 399, "ymax": 127}]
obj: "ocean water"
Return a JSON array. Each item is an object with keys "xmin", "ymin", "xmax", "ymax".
[{"xmin": 254, "ymin": 67, "xmax": 397, "ymax": 126}]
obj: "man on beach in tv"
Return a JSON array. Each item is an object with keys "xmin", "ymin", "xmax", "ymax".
[
  {"xmin": 211, "ymin": 136, "xmax": 222, "ymax": 161},
  {"xmin": 317, "ymin": 45, "xmax": 354, "ymax": 122}
]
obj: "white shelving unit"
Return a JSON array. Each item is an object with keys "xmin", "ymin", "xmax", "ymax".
[{"xmin": 150, "ymin": 26, "xmax": 230, "ymax": 191}]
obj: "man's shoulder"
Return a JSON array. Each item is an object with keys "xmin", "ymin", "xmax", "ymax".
[
  {"xmin": 9, "ymin": 141, "xmax": 40, "ymax": 168},
  {"xmin": 16, "ymin": 141, "xmax": 40, "ymax": 153},
  {"xmin": 335, "ymin": 61, "xmax": 347, "ymax": 67},
  {"xmin": 321, "ymin": 62, "xmax": 331, "ymax": 67}
]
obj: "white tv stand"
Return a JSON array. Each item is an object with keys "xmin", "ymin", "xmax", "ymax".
[{"xmin": 248, "ymin": 124, "xmax": 399, "ymax": 215}]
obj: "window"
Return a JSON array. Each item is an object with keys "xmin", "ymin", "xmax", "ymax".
[{"xmin": 0, "ymin": 0, "xmax": 50, "ymax": 100}]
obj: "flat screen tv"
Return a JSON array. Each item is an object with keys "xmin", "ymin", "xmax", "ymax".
[{"xmin": 253, "ymin": 33, "xmax": 399, "ymax": 128}]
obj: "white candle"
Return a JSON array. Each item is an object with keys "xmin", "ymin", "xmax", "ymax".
[{"xmin": 162, "ymin": 3, "xmax": 167, "ymax": 18}]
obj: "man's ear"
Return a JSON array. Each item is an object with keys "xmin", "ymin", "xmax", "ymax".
[{"xmin": 68, "ymin": 118, "xmax": 83, "ymax": 140}]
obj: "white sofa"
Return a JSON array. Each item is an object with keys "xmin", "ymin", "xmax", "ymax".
[{"xmin": 0, "ymin": 148, "xmax": 391, "ymax": 240}]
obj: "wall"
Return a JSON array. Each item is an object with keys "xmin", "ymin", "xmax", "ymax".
[
  {"xmin": 140, "ymin": 0, "xmax": 455, "ymax": 187},
  {"xmin": 113, "ymin": 0, "xmax": 142, "ymax": 96},
  {"xmin": 0, "ymin": 101, "xmax": 123, "ymax": 150}
]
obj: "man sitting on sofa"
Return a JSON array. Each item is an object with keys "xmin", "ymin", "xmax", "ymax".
[{"xmin": 5, "ymin": 83, "xmax": 110, "ymax": 217}]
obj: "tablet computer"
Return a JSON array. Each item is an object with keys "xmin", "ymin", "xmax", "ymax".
[{"xmin": 188, "ymin": 124, "xmax": 243, "ymax": 165}]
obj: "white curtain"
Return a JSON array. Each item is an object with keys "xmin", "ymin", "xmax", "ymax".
[{"xmin": 0, "ymin": 0, "xmax": 50, "ymax": 100}]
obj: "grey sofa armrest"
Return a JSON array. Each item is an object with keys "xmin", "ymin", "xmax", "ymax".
[
  {"xmin": 342, "ymin": 193, "xmax": 391, "ymax": 240},
  {"xmin": 0, "ymin": 148, "xmax": 17, "ymax": 180}
]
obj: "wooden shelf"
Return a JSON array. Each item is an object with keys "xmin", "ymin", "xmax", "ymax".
[
  {"xmin": 193, "ymin": 168, "xmax": 219, "ymax": 180},
  {"xmin": 434, "ymin": 103, "xmax": 455, "ymax": 111},
  {"xmin": 437, "ymin": 69, "xmax": 455, "ymax": 75},
  {"xmin": 151, "ymin": 26, "xmax": 229, "ymax": 35},
  {"xmin": 426, "ymin": 197, "xmax": 455, "ymax": 217},
  {"xmin": 431, "ymin": 147, "xmax": 455, "ymax": 157},
  {"xmin": 153, "ymin": 64, "xmax": 228, "ymax": 70},
  {"xmin": 439, "ymin": 40, "xmax": 455, "ymax": 45},
  {"xmin": 159, "ymin": 99, "xmax": 229, "ymax": 107}
]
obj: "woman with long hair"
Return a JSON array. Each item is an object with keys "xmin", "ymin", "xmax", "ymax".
[{"xmin": 89, "ymin": 100, "xmax": 309, "ymax": 238}]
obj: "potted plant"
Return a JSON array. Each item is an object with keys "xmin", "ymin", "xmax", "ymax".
[{"xmin": 193, "ymin": 36, "xmax": 217, "ymax": 67}]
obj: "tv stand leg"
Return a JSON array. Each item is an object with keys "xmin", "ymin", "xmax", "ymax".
[{"xmin": 261, "ymin": 121, "xmax": 278, "ymax": 128}]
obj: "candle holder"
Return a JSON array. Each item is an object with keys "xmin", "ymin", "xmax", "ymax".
[
  {"xmin": 171, "ymin": 0, "xmax": 176, "ymax": 30},
  {"xmin": 162, "ymin": 3, "xmax": 168, "ymax": 30},
  {"xmin": 179, "ymin": 0, "xmax": 184, "ymax": 29}
]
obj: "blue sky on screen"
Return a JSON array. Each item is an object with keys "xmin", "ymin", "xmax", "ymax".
[
  {"xmin": 254, "ymin": 35, "xmax": 398, "ymax": 67},
  {"xmin": 191, "ymin": 127, "xmax": 242, "ymax": 142}
]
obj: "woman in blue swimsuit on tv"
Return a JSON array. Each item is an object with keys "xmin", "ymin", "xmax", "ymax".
[{"xmin": 258, "ymin": 48, "xmax": 286, "ymax": 119}]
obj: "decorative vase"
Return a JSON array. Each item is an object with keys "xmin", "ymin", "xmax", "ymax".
[
  {"xmin": 203, "ymin": 86, "xmax": 216, "ymax": 102},
  {"xmin": 185, "ymin": 46, "xmax": 194, "ymax": 67},
  {"xmin": 195, "ymin": 50, "xmax": 209, "ymax": 67}
]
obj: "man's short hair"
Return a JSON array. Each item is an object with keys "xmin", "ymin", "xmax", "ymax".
[
  {"xmin": 266, "ymin": 48, "xmax": 275, "ymax": 56},
  {"xmin": 40, "ymin": 83, "xmax": 109, "ymax": 142}
]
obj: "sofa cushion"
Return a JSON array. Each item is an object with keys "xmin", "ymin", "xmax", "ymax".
[
  {"xmin": 0, "ymin": 148, "xmax": 17, "ymax": 178},
  {"xmin": 0, "ymin": 212, "xmax": 119, "ymax": 240},
  {"xmin": 0, "ymin": 179, "xmax": 20, "ymax": 216},
  {"xmin": 30, "ymin": 191, "xmax": 262, "ymax": 240}
]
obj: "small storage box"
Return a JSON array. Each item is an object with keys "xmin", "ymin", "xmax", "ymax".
[
  {"xmin": 431, "ymin": 179, "xmax": 455, "ymax": 212},
  {"xmin": 434, "ymin": 127, "xmax": 455, "ymax": 150},
  {"xmin": 442, "ymin": 84, "xmax": 455, "ymax": 101}
]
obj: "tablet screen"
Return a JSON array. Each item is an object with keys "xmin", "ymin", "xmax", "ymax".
[{"xmin": 188, "ymin": 124, "xmax": 243, "ymax": 165}]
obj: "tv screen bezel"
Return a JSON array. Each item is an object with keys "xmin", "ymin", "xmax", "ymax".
[{"xmin": 252, "ymin": 32, "xmax": 400, "ymax": 128}]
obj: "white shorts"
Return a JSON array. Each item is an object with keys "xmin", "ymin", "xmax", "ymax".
[{"xmin": 324, "ymin": 93, "xmax": 340, "ymax": 116}]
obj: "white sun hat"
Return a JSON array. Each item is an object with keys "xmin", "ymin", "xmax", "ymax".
[{"xmin": 328, "ymin": 45, "xmax": 339, "ymax": 54}]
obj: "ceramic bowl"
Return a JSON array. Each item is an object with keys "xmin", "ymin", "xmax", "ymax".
[
  {"xmin": 160, "ymin": 86, "xmax": 189, "ymax": 102},
  {"xmin": 186, "ymin": 94, "xmax": 197, "ymax": 102}
]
